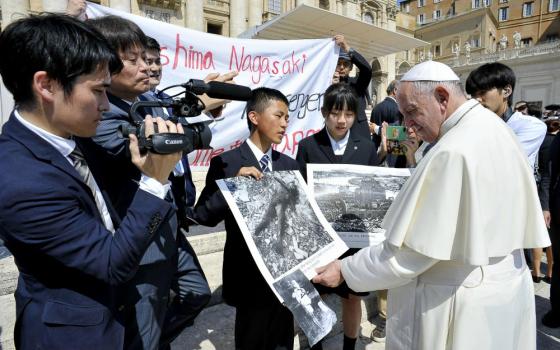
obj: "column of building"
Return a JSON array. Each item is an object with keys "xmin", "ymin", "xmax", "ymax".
[
  {"xmin": 247, "ymin": 0, "xmax": 262, "ymax": 28},
  {"xmin": 41, "ymin": 0, "xmax": 66, "ymax": 12},
  {"xmin": 109, "ymin": 0, "xmax": 130, "ymax": 12},
  {"xmin": 186, "ymin": 0, "xmax": 204, "ymax": 32},
  {"xmin": 230, "ymin": 0, "xmax": 248, "ymax": 37}
]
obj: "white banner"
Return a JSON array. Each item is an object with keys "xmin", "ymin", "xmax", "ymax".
[{"xmin": 86, "ymin": 3, "xmax": 338, "ymax": 169}]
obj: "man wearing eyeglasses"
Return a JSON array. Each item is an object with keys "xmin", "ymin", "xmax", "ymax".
[{"xmin": 332, "ymin": 35, "xmax": 372, "ymax": 140}]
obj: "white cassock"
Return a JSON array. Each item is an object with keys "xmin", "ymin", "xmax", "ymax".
[{"xmin": 341, "ymin": 99, "xmax": 551, "ymax": 350}]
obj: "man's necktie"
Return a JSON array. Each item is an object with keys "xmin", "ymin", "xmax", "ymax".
[
  {"xmin": 70, "ymin": 146, "xmax": 114, "ymax": 232},
  {"xmin": 260, "ymin": 154, "xmax": 271, "ymax": 173}
]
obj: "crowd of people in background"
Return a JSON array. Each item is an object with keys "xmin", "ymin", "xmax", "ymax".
[{"xmin": 0, "ymin": 1, "xmax": 558, "ymax": 350}]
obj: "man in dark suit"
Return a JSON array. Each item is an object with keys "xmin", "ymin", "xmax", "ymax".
[
  {"xmin": 189, "ymin": 87, "xmax": 299, "ymax": 350},
  {"xmin": 0, "ymin": 14, "xmax": 183, "ymax": 349},
  {"xmin": 296, "ymin": 83, "xmax": 377, "ymax": 350},
  {"xmin": 87, "ymin": 16, "xmax": 214, "ymax": 350},
  {"xmin": 333, "ymin": 35, "xmax": 373, "ymax": 140},
  {"xmin": 370, "ymin": 80, "xmax": 402, "ymax": 148}
]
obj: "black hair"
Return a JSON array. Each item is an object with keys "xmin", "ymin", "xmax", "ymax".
[
  {"xmin": 465, "ymin": 62, "xmax": 516, "ymax": 107},
  {"xmin": 87, "ymin": 15, "xmax": 148, "ymax": 55},
  {"xmin": 245, "ymin": 87, "xmax": 289, "ymax": 131},
  {"xmin": 145, "ymin": 36, "xmax": 161, "ymax": 53},
  {"xmin": 322, "ymin": 83, "xmax": 359, "ymax": 115},
  {"xmin": 0, "ymin": 13, "xmax": 122, "ymax": 109}
]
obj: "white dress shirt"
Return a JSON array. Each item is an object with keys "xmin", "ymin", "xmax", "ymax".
[{"xmin": 326, "ymin": 128, "xmax": 350, "ymax": 155}]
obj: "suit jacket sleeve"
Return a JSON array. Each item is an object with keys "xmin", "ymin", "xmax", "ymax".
[
  {"xmin": 0, "ymin": 182, "xmax": 173, "ymax": 285},
  {"xmin": 93, "ymin": 114, "xmax": 131, "ymax": 157},
  {"xmin": 295, "ymin": 142, "xmax": 309, "ymax": 181},
  {"xmin": 350, "ymin": 49, "xmax": 372, "ymax": 95},
  {"xmin": 188, "ymin": 155, "xmax": 229, "ymax": 226}
]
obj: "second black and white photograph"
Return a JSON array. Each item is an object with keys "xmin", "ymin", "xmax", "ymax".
[{"xmin": 307, "ymin": 164, "xmax": 411, "ymax": 248}]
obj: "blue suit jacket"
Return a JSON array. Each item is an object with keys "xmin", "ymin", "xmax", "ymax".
[
  {"xmin": 0, "ymin": 113, "xmax": 173, "ymax": 349},
  {"xmin": 93, "ymin": 94, "xmax": 180, "ymax": 266},
  {"xmin": 189, "ymin": 141, "xmax": 299, "ymax": 306}
]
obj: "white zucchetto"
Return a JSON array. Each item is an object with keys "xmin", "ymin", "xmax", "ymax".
[{"xmin": 401, "ymin": 61, "xmax": 459, "ymax": 82}]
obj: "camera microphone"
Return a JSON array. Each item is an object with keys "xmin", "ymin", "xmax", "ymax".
[{"xmin": 182, "ymin": 79, "xmax": 252, "ymax": 101}]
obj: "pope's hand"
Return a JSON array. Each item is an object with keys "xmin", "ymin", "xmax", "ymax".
[{"xmin": 312, "ymin": 260, "xmax": 344, "ymax": 287}]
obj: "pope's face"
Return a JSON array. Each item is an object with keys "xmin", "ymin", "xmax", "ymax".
[{"xmin": 397, "ymin": 82, "xmax": 447, "ymax": 143}]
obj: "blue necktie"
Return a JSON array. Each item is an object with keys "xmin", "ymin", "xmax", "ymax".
[{"xmin": 260, "ymin": 154, "xmax": 271, "ymax": 173}]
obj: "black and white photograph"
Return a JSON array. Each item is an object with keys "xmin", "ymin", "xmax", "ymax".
[
  {"xmin": 273, "ymin": 269, "xmax": 337, "ymax": 347},
  {"xmin": 217, "ymin": 170, "xmax": 347, "ymax": 299},
  {"xmin": 308, "ymin": 164, "xmax": 411, "ymax": 248}
]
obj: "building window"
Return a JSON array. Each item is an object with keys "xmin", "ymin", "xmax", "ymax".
[
  {"xmin": 523, "ymin": 2, "xmax": 533, "ymax": 16},
  {"xmin": 433, "ymin": 9, "xmax": 441, "ymax": 19},
  {"xmin": 546, "ymin": 34, "xmax": 559, "ymax": 41},
  {"xmin": 417, "ymin": 13, "xmax": 425, "ymax": 24},
  {"xmin": 472, "ymin": 0, "xmax": 481, "ymax": 8},
  {"xmin": 498, "ymin": 7, "xmax": 509, "ymax": 20},
  {"xmin": 418, "ymin": 0, "xmax": 426, "ymax": 7},
  {"xmin": 207, "ymin": 22, "xmax": 222, "ymax": 35},
  {"xmin": 434, "ymin": 45, "xmax": 441, "ymax": 56},
  {"xmin": 550, "ymin": 0, "xmax": 560, "ymax": 11},
  {"xmin": 434, "ymin": 0, "xmax": 441, "ymax": 3},
  {"xmin": 521, "ymin": 37, "xmax": 533, "ymax": 46},
  {"xmin": 364, "ymin": 12, "xmax": 374, "ymax": 24},
  {"xmin": 484, "ymin": 0, "xmax": 492, "ymax": 6},
  {"xmin": 472, "ymin": 36, "xmax": 481, "ymax": 47},
  {"xmin": 406, "ymin": 3, "xmax": 411, "ymax": 12},
  {"xmin": 268, "ymin": 0, "xmax": 281, "ymax": 14},
  {"xmin": 319, "ymin": 0, "xmax": 329, "ymax": 10},
  {"xmin": 499, "ymin": 0, "xmax": 508, "ymax": 2}
]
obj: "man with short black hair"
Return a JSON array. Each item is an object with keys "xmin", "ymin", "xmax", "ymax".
[
  {"xmin": 466, "ymin": 62, "xmax": 546, "ymax": 171},
  {"xmin": 0, "ymin": 14, "xmax": 182, "ymax": 349},
  {"xmin": 87, "ymin": 16, "xmax": 211, "ymax": 350}
]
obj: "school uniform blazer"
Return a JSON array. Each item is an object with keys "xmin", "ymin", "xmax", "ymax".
[
  {"xmin": 0, "ymin": 113, "xmax": 172, "ymax": 350},
  {"xmin": 295, "ymin": 128, "xmax": 378, "ymax": 180},
  {"xmin": 188, "ymin": 141, "xmax": 299, "ymax": 307}
]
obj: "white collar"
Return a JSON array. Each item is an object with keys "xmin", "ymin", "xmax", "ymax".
[
  {"xmin": 440, "ymin": 99, "xmax": 479, "ymax": 139},
  {"xmin": 15, "ymin": 110, "xmax": 76, "ymax": 160},
  {"xmin": 246, "ymin": 138, "xmax": 272, "ymax": 165},
  {"xmin": 326, "ymin": 128, "xmax": 350, "ymax": 155}
]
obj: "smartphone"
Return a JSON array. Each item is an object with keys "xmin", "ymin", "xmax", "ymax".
[{"xmin": 386, "ymin": 125, "xmax": 407, "ymax": 141}]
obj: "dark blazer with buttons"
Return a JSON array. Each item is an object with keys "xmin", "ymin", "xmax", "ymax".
[
  {"xmin": 93, "ymin": 93, "xmax": 180, "ymax": 265},
  {"xmin": 189, "ymin": 141, "xmax": 299, "ymax": 307},
  {"xmin": 296, "ymin": 128, "xmax": 378, "ymax": 181},
  {"xmin": 0, "ymin": 113, "xmax": 172, "ymax": 350}
]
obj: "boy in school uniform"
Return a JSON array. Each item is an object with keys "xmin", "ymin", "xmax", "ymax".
[{"xmin": 189, "ymin": 87, "xmax": 299, "ymax": 349}]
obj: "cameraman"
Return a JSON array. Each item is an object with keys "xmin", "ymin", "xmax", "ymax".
[{"xmin": 87, "ymin": 16, "xmax": 232, "ymax": 349}]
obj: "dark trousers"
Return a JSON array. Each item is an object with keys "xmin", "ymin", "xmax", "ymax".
[
  {"xmin": 234, "ymin": 301, "xmax": 294, "ymax": 350},
  {"xmin": 123, "ymin": 233, "xmax": 211, "ymax": 350}
]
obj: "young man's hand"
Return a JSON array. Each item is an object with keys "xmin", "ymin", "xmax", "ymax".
[
  {"xmin": 129, "ymin": 116, "xmax": 184, "ymax": 184},
  {"xmin": 236, "ymin": 166, "xmax": 263, "ymax": 180}
]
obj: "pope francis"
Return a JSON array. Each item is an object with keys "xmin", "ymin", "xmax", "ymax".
[{"xmin": 313, "ymin": 61, "xmax": 551, "ymax": 350}]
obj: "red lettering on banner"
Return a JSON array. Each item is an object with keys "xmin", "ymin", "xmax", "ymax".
[
  {"xmin": 170, "ymin": 34, "xmax": 215, "ymax": 71},
  {"xmin": 229, "ymin": 45, "xmax": 309, "ymax": 84}
]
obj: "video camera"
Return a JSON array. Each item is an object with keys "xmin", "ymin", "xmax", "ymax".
[{"xmin": 119, "ymin": 79, "xmax": 252, "ymax": 154}]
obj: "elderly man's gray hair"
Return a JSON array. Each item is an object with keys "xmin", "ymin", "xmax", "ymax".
[
  {"xmin": 410, "ymin": 80, "xmax": 466, "ymax": 98},
  {"xmin": 386, "ymin": 80, "xmax": 399, "ymax": 95}
]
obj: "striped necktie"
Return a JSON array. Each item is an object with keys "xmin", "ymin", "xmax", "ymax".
[
  {"xmin": 70, "ymin": 146, "xmax": 114, "ymax": 233},
  {"xmin": 260, "ymin": 154, "xmax": 271, "ymax": 173}
]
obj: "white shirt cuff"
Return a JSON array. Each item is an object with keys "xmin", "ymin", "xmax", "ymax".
[
  {"xmin": 374, "ymin": 125, "xmax": 380, "ymax": 134},
  {"xmin": 139, "ymin": 174, "xmax": 171, "ymax": 199}
]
